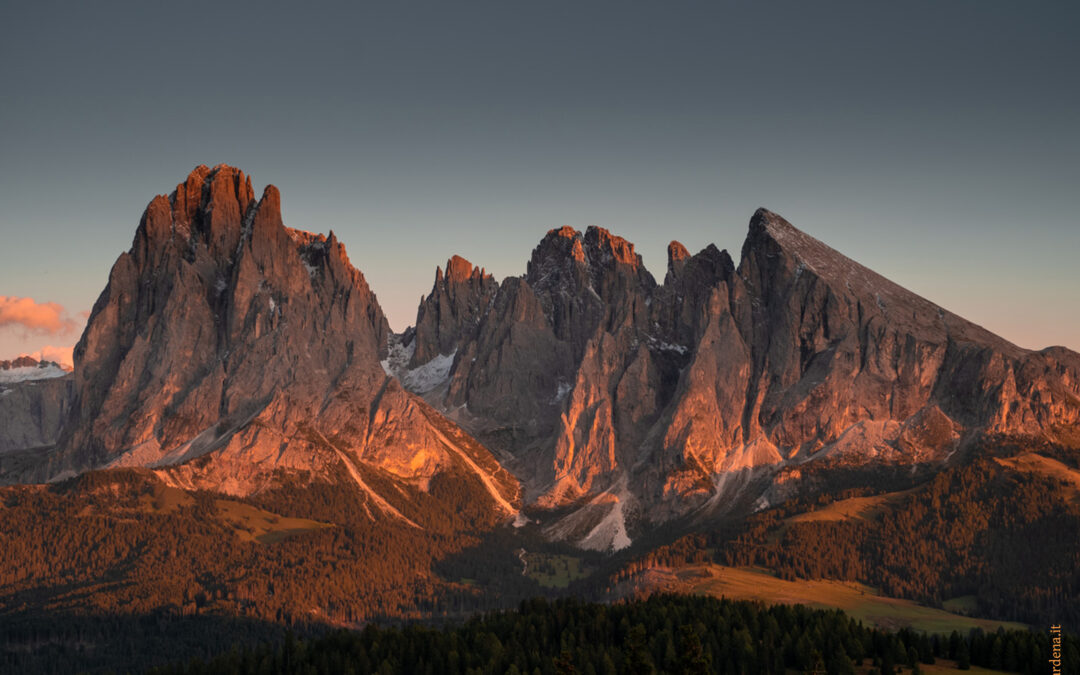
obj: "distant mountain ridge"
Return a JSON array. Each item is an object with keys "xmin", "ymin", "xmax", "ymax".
[
  {"xmin": 3, "ymin": 165, "xmax": 1079, "ymax": 553},
  {"xmin": 0, "ymin": 356, "xmax": 72, "ymax": 455},
  {"xmin": 0, "ymin": 356, "xmax": 69, "ymax": 382}
]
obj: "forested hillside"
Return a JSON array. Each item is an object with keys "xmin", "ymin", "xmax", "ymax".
[
  {"xmin": 0, "ymin": 467, "xmax": 523, "ymax": 625},
  {"xmin": 612, "ymin": 454, "xmax": 1080, "ymax": 628}
]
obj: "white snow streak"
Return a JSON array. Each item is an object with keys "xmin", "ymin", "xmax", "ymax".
[
  {"xmin": 0, "ymin": 364, "xmax": 68, "ymax": 384},
  {"xmin": 426, "ymin": 424, "xmax": 518, "ymax": 516},
  {"xmin": 314, "ymin": 430, "xmax": 420, "ymax": 528}
]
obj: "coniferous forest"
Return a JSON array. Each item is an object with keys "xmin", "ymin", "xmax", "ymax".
[{"xmin": 149, "ymin": 596, "xmax": 1075, "ymax": 675}]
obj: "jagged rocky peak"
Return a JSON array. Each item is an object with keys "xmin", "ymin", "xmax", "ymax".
[
  {"xmin": 13, "ymin": 163, "xmax": 522, "ymax": 526},
  {"xmin": 526, "ymin": 225, "xmax": 649, "ymax": 282},
  {"xmin": 1, "ymin": 355, "xmax": 54, "ymax": 371},
  {"xmin": 441, "ymin": 254, "xmax": 490, "ymax": 283},
  {"xmin": 526, "ymin": 226, "xmax": 586, "ymax": 288},
  {"xmin": 136, "ymin": 164, "xmax": 257, "ymax": 261},
  {"xmin": 666, "ymin": 240, "xmax": 690, "ymax": 275},
  {"xmin": 411, "ymin": 254, "xmax": 499, "ymax": 366},
  {"xmin": 654, "ymin": 241, "xmax": 735, "ymax": 349},
  {"xmin": 581, "ymin": 226, "xmax": 656, "ymax": 300},
  {"xmin": 663, "ymin": 241, "xmax": 733, "ymax": 287},
  {"xmin": 169, "ymin": 164, "xmax": 254, "ymax": 233},
  {"xmin": 737, "ymin": 207, "xmax": 1022, "ymax": 355},
  {"xmin": 54, "ymin": 164, "xmax": 393, "ymax": 482},
  {"xmin": 583, "ymin": 226, "xmax": 641, "ymax": 268},
  {"xmin": 522, "ymin": 224, "xmax": 656, "ymax": 343}
]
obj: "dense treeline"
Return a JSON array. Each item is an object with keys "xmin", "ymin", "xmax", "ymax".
[
  {"xmin": 0, "ymin": 613, "xmax": 289, "ymax": 675},
  {"xmin": 152, "ymin": 595, "xmax": 1077, "ymax": 675}
]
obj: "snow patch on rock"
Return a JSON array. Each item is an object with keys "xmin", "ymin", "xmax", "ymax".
[
  {"xmin": 0, "ymin": 363, "xmax": 68, "ymax": 384},
  {"xmin": 401, "ymin": 351, "xmax": 457, "ymax": 394},
  {"xmin": 380, "ymin": 335, "xmax": 416, "ymax": 376}
]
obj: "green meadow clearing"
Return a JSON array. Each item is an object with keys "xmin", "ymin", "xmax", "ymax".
[{"xmin": 640, "ymin": 564, "xmax": 1028, "ymax": 634}]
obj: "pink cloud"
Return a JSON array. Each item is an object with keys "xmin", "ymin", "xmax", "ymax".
[
  {"xmin": 0, "ymin": 296, "xmax": 78, "ymax": 335},
  {"xmin": 19, "ymin": 345, "xmax": 75, "ymax": 369}
]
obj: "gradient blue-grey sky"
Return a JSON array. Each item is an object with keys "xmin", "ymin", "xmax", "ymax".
[{"xmin": 1, "ymin": 0, "xmax": 1077, "ymax": 364}]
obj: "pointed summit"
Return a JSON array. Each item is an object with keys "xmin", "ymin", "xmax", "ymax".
[
  {"xmin": 530, "ymin": 226, "xmax": 586, "ymax": 273},
  {"xmin": 667, "ymin": 240, "xmax": 690, "ymax": 264},
  {"xmin": 56, "ymin": 166, "xmax": 391, "ymax": 482},
  {"xmin": 737, "ymin": 207, "xmax": 1020, "ymax": 355},
  {"xmin": 741, "ymin": 207, "xmax": 807, "ymax": 262},
  {"xmin": 411, "ymin": 254, "xmax": 499, "ymax": 367},
  {"xmin": 666, "ymin": 240, "xmax": 690, "ymax": 277},
  {"xmin": 8, "ymin": 165, "xmax": 521, "ymax": 533},
  {"xmin": 444, "ymin": 255, "xmax": 489, "ymax": 283},
  {"xmin": 583, "ymin": 226, "xmax": 641, "ymax": 269}
]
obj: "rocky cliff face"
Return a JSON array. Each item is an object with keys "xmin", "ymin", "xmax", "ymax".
[
  {"xmin": 726, "ymin": 210, "xmax": 1080, "ymax": 456},
  {"xmin": 409, "ymin": 255, "xmax": 498, "ymax": 367},
  {"xmin": 404, "ymin": 209, "xmax": 1080, "ymax": 549},
  {"xmin": 0, "ymin": 358, "xmax": 73, "ymax": 455},
  {"xmin": 28, "ymin": 166, "xmax": 519, "ymax": 525},
  {"xmin": 5, "ymin": 167, "xmax": 1076, "ymax": 551}
]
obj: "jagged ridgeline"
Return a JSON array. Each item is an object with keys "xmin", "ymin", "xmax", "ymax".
[
  {"xmin": 390, "ymin": 197, "xmax": 1080, "ymax": 550},
  {"xmin": 3, "ymin": 164, "xmax": 1080, "ymax": 552},
  {"xmin": 11, "ymin": 165, "xmax": 519, "ymax": 532},
  {"xmin": 2, "ymin": 165, "xmax": 1080, "ymax": 671}
]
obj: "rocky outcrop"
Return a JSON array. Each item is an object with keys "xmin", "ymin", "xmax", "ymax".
[
  {"xmin": 19, "ymin": 166, "xmax": 519, "ymax": 524},
  {"xmin": 402, "ymin": 209, "xmax": 1080, "ymax": 548},
  {"xmin": 1, "ymin": 356, "xmax": 45, "ymax": 370},
  {"xmin": 410, "ymin": 256, "xmax": 497, "ymax": 366},
  {"xmin": 0, "ymin": 375, "xmax": 72, "ymax": 454},
  {"xmin": 426, "ymin": 227, "xmax": 667, "ymax": 503},
  {"xmin": 727, "ymin": 209, "xmax": 1080, "ymax": 454},
  {"xmin": 0, "ymin": 357, "xmax": 73, "ymax": 457}
]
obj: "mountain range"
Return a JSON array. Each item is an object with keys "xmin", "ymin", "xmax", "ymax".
[
  {"xmin": 3, "ymin": 164, "xmax": 1079, "ymax": 550},
  {"xmin": 2, "ymin": 166, "xmax": 1079, "ymax": 673}
]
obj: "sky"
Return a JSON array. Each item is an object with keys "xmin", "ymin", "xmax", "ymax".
[{"xmin": 1, "ymin": 1, "xmax": 1077, "ymax": 366}]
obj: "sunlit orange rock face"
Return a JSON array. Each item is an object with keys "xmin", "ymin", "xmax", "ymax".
[
  {"xmin": 411, "ymin": 256, "xmax": 497, "ymax": 367},
  {"xmin": 12, "ymin": 164, "xmax": 1079, "ymax": 550},
  {"xmin": 406, "ymin": 208, "xmax": 1080, "ymax": 542},
  {"xmin": 42, "ymin": 165, "xmax": 518, "ymax": 516}
]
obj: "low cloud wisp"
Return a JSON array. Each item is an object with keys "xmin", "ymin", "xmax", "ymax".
[{"xmin": 0, "ymin": 296, "xmax": 79, "ymax": 335}]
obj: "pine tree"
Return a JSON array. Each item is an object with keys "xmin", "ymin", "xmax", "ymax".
[
  {"xmin": 956, "ymin": 640, "xmax": 971, "ymax": 670},
  {"xmin": 677, "ymin": 624, "xmax": 710, "ymax": 675}
]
